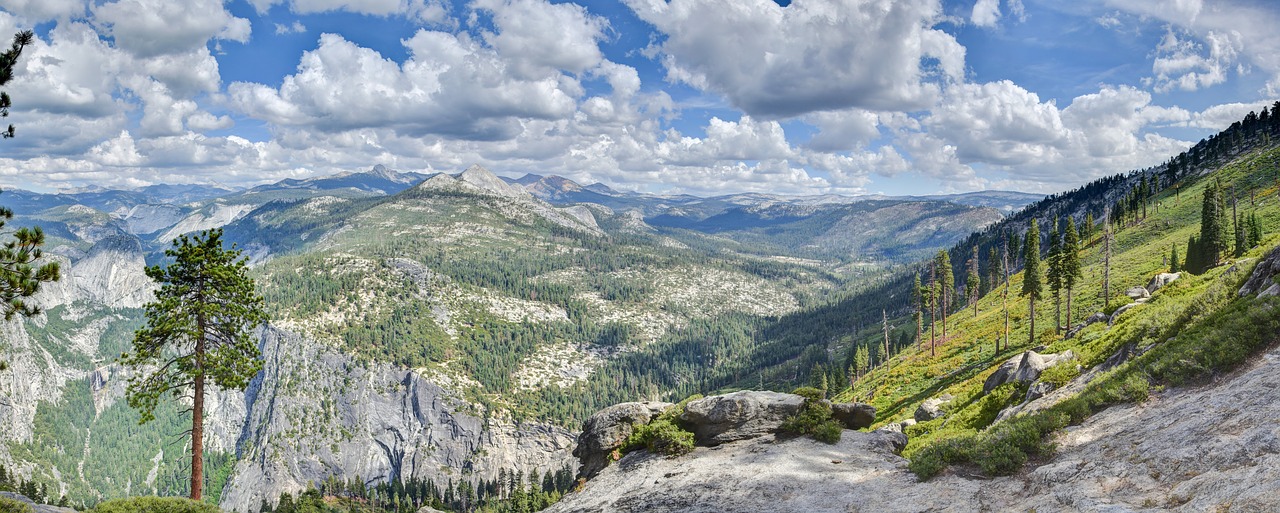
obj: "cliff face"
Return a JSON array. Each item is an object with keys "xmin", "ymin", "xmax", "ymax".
[
  {"xmin": 220, "ymin": 326, "xmax": 575, "ymax": 512},
  {"xmin": 550, "ymin": 344, "xmax": 1280, "ymax": 513}
]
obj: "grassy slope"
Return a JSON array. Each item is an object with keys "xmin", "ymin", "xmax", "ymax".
[{"xmin": 831, "ymin": 143, "xmax": 1280, "ymax": 476}]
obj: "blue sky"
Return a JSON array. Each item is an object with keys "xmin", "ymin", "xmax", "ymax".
[{"xmin": 0, "ymin": 0, "xmax": 1277, "ymax": 196}]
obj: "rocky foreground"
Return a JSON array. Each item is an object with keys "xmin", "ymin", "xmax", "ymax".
[{"xmin": 549, "ymin": 345, "xmax": 1280, "ymax": 513}]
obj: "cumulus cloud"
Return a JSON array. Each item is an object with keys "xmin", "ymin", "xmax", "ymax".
[
  {"xmin": 1105, "ymin": 0, "xmax": 1280, "ymax": 93},
  {"xmin": 0, "ymin": 0, "xmax": 86, "ymax": 21},
  {"xmin": 228, "ymin": 31, "xmax": 581, "ymax": 140},
  {"xmin": 971, "ymin": 0, "xmax": 1001, "ymax": 27},
  {"xmin": 275, "ymin": 21, "xmax": 307, "ymax": 35},
  {"xmin": 247, "ymin": 0, "xmax": 450, "ymax": 24},
  {"xmin": 804, "ymin": 109, "xmax": 881, "ymax": 152},
  {"xmin": 474, "ymin": 0, "xmax": 607, "ymax": 78},
  {"xmin": 1147, "ymin": 27, "xmax": 1242, "ymax": 92},
  {"xmin": 91, "ymin": 0, "xmax": 250, "ymax": 58},
  {"xmin": 924, "ymin": 80, "xmax": 1066, "ymax": 165},
  {"xmin": 1180, "ymin": 100, "xmax": 1273, "ymax": 130},
  {"xmin": 624, "ymin": 0, "xmax": 963, "ymax": 117}
]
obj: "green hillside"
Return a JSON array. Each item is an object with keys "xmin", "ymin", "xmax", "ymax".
[{"xmin": 826, "ymin": 126, "xmax": 1280, "ymax": 478}]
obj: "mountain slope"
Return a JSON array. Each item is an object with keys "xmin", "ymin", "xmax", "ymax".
[{"xmin": 550, "ymin": 338, "xmax": 1280, "ymax": 512}]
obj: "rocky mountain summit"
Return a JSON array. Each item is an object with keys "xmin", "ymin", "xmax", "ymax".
[{"xmin": 552, "ymin": 345, "xmax": 1280, "ymax": 512}]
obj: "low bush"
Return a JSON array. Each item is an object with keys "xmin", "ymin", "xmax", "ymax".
[
  {"xmin": 90, "ymin": 496, "xmax": 223, "ymax": 513},
  {"xmin": 780, "ymin": 387, "xmax": 843, "ymax": 444},
  {"xmin": 0, "ymin": 497, "xmax": 32, "ymax": 513},
  {"xmin": 624, "ymin": 417, "xmax": 695, "ymax": 456},
  {"xmin": 622, "ymin": 395, "xmax": 701, "ymax": 457}
]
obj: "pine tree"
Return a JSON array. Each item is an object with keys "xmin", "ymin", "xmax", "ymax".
[
  {"xmin": 936, "ymin": 250, "xmax": 953, "ymax": 338},
  {"xmin": 1169, "ymin": 243, "xmax": 1180, "ymax": 273},
  {"xmin": 881, "ymin": 309, "xmax": 890, "ymax": 371},
  {"xmin": 0, "ymin": 30, "xmax": 59, "ymax": 323},
  {"xmin": 913, "ymin": 272, "xmax": 923, "ymax": 350},
  {"xmin": 1001, "ymin": 243, "xmax": 1011, "ymax": 353},
  {"xmin": 121, "ymin": 229, "xmax": 269, "ymax": 500},
  {"xmin": 985, "ymin": 246, "xmax": 1002, "ymax": 297},
  {"xmin": 1062, "ymin": 217, "xmax": 1082, "ymax": 331},
  {"xmin": 1046, "ymin": 217, "xmax": 1062, "ymax": 334},
  {"xmin": 1021, "ymin": 220, "xmax": 1042, "ymax": 346},
  {"xmin": 853, "ymin": 346, "xmax": 868, "ymax": 380},
  {"xmin": 1186, "ymin": 234, "xmax": 1201, "ymax": 275},
  {"xmin": 967, "ymin": 246, "xmax": 980, "ymax": 318},
  {"xmin": 929, "ymin": 261, "xmax": 937, "ymax": 356},
  {"xmin": 1103, "ymin": 209, "xmax": 1113, "ymax": 309},
  {"xmin": 1200, "ymin": 180, "xmax": 1230, "ymax": 266}
]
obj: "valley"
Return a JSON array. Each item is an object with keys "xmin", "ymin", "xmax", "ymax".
[{"xmin": 0, "ymin": 162, "xmax": 1012, "ymax": 511}]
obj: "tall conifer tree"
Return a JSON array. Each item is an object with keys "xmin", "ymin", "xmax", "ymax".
[
  {"xmin": 1021, "ymin": 220, "xmax": 1042, "ymax": 346},
  {"xmin": 1062, "ymin": 217, "xmax": 1082, "ymax": 330},
  {"xmin": 122, "ymin": 229, "xmax": 268, "ymax": 500}
]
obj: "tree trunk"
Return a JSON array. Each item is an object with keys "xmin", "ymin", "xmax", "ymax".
[
  {"xmin": 1028, "ymin": 298, "xmax": 1036, "ymax": 346},
  {"xmin": 1066, "ymin": 287, "xmax": 1073, "ymax": 332},
  {"xmin": 192, "ymin": 318, "xmax": 205, "ymax": 501}
]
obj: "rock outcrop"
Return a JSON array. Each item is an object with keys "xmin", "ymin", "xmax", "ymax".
[
  {"xmin": 572, "ymin": 401, "xmax": 671, "ymax": 480},
  {"xmin": 829, "ymin": 402, "xmax": 876, "ymax": 430},
  {"xmin": 982, "ymin": 351, "xmax": 1075, "ymax": 394},
  {"xmin": 1239, "ymin": 245, "xmax": 1280, "ymax": 297},
  {"xmin": 0, "ymin": 492, "xmax": 77, "ymax": 513},
  {"xmin": 1065, "ymin": 312, "xmax": 1108, "ymax": 338},
  {"xmin": 913, "ymin": 394, "xmax": 952, "ymax": 422},
  {"xmin": 680, "ymin": 391, "xmax": 804, "ymax": 446},
  {"xmin": 1147, "ymin": 272, "xmax": 1180, "ymax": 293},
  {"xmin": 1109, "ymin": 302, "xmax": 1141, "ymax": 325},
  {"xmin": 547, "ymin": 346, "xmax": 1280, "ymax": 513},
  {"xmin": 1125, "ymin": 286, "xmax": 1151, "ymax": 299},
  {"xmin": 220, "ymin": 325, "xmax": 576, "ymax": 512}
]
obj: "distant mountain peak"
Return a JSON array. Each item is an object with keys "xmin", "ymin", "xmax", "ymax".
[
  {"xmin": 363, "ymin": 164, "xmax": 420, "ymax": 185},
  {"xmin": 458, "ymin": 165, "xmax": 529, "ymax": 198}
]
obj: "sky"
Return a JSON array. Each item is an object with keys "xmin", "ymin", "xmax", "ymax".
[{"xmin": 0, "ymin": 0, "xmax": 1277, "ymax": 196}]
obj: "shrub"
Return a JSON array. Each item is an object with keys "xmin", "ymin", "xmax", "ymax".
[
  {"xmin": 90, "ymin": 496, "xmax": 224, "ymax": 513},
  {"xmin": 1038, "ymin": 360, "xmax": 1081, "ymax": 388},
  {"xmin": 624, "ymin": 417, "xmax": 695, "ymax": 456},
  {"xmin": 780, "ymin": 387, "xmax": 842, "ymax": 444},
  {"xmin": 0, "ymin": 497, "xmax": 32, "ymax": 513},
  {"xmin": 621, "ymin": 395, "xmax": 700, "ymax": 457}
]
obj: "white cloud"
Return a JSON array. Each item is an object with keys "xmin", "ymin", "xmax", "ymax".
[
  {"xmin": 229, "ymin": 29, "xmax": 590, "ymax": 140},
  {"xmin": 805, "ymin": 109, "xmax": 881, "ymax": 152},
  {"xmin": 91, "ymin": 0, "xmax": 251, "ymax": 58},
  {"xmin": 971, "ymin": 0, "xmax": 1001, "ymax": 27},
  {"xmin": 1181, "ymin": 100, "xmax": 1273, "ymax": 130},
  {"xmin": 1147, "ymin": 27, "xmax": 1241, "ymax": 92},
  {"xmin": 925, "ymin": 80, "xmax": 1067, "ymax": 165},
  {"xmin": 1105, "ymin": 0, "xmax": 1280, "ymax": 93},
  {"xmin": 624, "ymin": 0, "xmax": 962, "ymax": 117},
  {"xmin": 654, "ymin": 116, "xmax": 792, "ymax": 166},
  {"xmin": 247, "ymin": 0, "xmax": 450, "ymax": 24},
  {"xmin": 473, "ymin": 0, "xmax": 607, "ymax": 78},
  {"xmin": 275, "ymin": 21, "xmax": 307, "ymax": 35},
  {"xmin": 0, "ymin": 0, "xmax": 87, "ymax": 21}
]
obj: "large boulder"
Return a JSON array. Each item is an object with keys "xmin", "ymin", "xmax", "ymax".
[
  {"xmin": 1065, "ymin": 312, "xmax": 1108, "ymax": 339},
  {"xmin": 1146, "ymin": 273, "xmax": 1180, "ymax": 294},
  {"xmin": 0, "ymin": 492, "xmax": 77, "ymax": 513},
  {"xmin": 1240, "ymin": 245, "xmax": 1280, "ymax": 297},
  {"xmin": 876, "ymin": 418, "xmax": 916, "ymax": 435},
  {"xmin": 1125, "ymin": 286, "xmax": 1151, "ymax": 299},
  {"xmin": 573, "ymin": 401, "xmax": 672, "ymax": 480},
  {"xmin": 830, "ymin": 402, "xmax": 876, "ymax": 430},
  {"xmin": 680, "ymin": 391, "xmax": 804, "ymax": 446},
  {"xmin": 1109, "ymin": 302, "xmax": 1140, "ymax": 325},
  {"xmin": 982, "ymin": 350, "xmax": 1075, "ymax": 395},
  {"xmin": 913, "ymin": 394, "xmax": 953, "ymax": 422}
]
